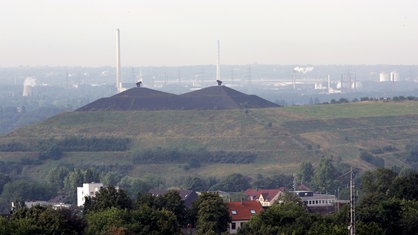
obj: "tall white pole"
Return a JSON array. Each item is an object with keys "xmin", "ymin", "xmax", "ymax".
[
  {"xmin": 216, "ymin": 40, "xmax": 221, "ymax": 84},
  {"xmin": 116, "ymin": 29, "xmax": 121, "ymax": 92}
]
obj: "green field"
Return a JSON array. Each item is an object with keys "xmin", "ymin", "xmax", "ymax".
[{"xmin": 1, "ymin": 101, "xmax": 418, "ymax": 183}]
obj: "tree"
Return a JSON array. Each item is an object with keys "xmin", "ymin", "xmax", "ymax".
[
  {"xmin": 136, "ymin": 191, "xmax": 187, "ymax": 227},
  {"xmin": 158, "ymin": 190, "xmax": 187, "ymax": 226},
  {"xmin": 297, "ymin": 161, "xmax": 314, "ymax": 184},
  {"xmin": 100, "ymin": 172, "xmax": 121, "ymax": 188},
  {"xmin": 253, "ymin": 174, "xmax": 293, "ymax": 189},
  {"xmin": 361, "ymin": 168, "xmax": 397, "ymax": 195},
  {"xmin": 0, "ymin": 216, "xmax": 12, "ymax": 235},
  {"xmin": 357, "ymin": 195, "xmax": 402, "ymax": 234},
  {"xmin": 312, "ymin": 156, "xmax": 338, "ymax": 193},
  {"xmin": 46, "ymin": 165, "xmax": 70, "ymax": 190},
  {"xmin": 211, "ymin": 173, "xmax": 251, "ymax": 192},
  {"xmin": 136, "ymin": 192, "xmax": 158, "ymax": 209},
  {"xmin": 63, "ymin": 169, "xmax": 85, "ymax": 203},
  {"xmin": 0, "ymin": 173, "xmax": 11, "ymax": 194},
  {"xmin": 193, "ymin": 192, "xmax": 230, "ymax": 234},
  {"xmin": 83, "ymin": 186, "xmax": 132, "ymax": 214},
  {"xmin": 37, "ymin": 142, "xmax": 63, "ymax": 160},
  {"xmin": 185, "ymin": 176, "xmax": 207, "ymax": 191},
  {"xmin": 398, "ymin": 200, "xmax": 418, "ymax": 234},
  {"xmin": 118, "ymin": 176, "xmax": 151, "ymax": 198},
  {"xmin": 278, "ymin": 191, "xmax": 304, "ymax": 206},
  {"xmin": 1, "ymin": 179, "xmax": 54, "ymax": 202},
  {"xmin": 239, "ymin": 200, "xmax": 313, "ymax": 235},
  {"xmin": 85, "ymin": 207, "xmax": 130, "ymax": 235},
  {"xmin": 11, "ymin": 205, "xmax": 85, "ymax": 234},
  {"xmin": 130, "ymin": 206, "xmax": 180, "ymax": 235},
  {"xmin": 389, "ymin": 171, "xmax": 418, "ymax": 200},
  {"xmin": 83, "ymin": 168, "xmax": 99, "ymax": 184}
]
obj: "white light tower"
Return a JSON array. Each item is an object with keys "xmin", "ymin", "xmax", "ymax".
[{"xmin": 116, "ymin": 29, "xmax": 121, "ymax": 92}]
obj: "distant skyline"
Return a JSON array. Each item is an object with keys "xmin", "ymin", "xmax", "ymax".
[{"xmin": 1, "ymin": 0, "xmax": 418, "ymax": 67}]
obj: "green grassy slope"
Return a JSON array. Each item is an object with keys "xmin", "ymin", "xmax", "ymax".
[{"xmin": 1, "ymin": 101, "xmax": 418, "ymax": 182}]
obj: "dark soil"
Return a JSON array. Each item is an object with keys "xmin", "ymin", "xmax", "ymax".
[{"xmin": 77, "ymin": 86, "xmax": 279, "ymax": 111}]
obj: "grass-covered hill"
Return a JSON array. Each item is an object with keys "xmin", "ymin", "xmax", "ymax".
[{"xmin": 1, "ymin": 98, "xmax": 418, "ymax": 185}]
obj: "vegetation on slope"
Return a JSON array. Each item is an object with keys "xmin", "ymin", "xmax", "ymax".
[{"xmin": 0, "ymin": 101, "xmax": 418, "ymax": 203}]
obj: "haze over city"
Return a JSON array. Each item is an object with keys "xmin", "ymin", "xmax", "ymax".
[{"xmin": 2, "ymin": 0, "xmax": 418, "ymax": 67}]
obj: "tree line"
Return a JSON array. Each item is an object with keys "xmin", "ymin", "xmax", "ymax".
[
  {"xmin": 131, "ymin": 147, "xmax": 256, "ymax": 165},
  {"xmin": 0, "ymin": 189, "xmax": 230, "ymax": 235},
  {"xmin": 240, "ymin": 168, "xmax": 418, "ymax": 234},
  {"xmin": 0, "ymin": 168, "xmax": 416, "ymax": 234},
  {"xmin": 0, "ymin": 136, "xmax": 131, "ymax": 154}
]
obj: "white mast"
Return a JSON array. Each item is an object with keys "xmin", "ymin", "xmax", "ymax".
[
  {"xmin": 116, "ymin": 29, "xmax": 121, "ymax": 92},
  {"xmin": 216, "ymin": 40, "xmax": 222, "ymax": 85}
]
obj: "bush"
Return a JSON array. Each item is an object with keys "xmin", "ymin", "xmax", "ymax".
[
  {"xmin": 38, "ymin": 144, "xmax": 63, "ymax": 160},
  {"xmin": 0, "ymin": 142, "xmax": 28, "ymax": 151},
  {"xmin": 360, "ymin": 151, "xmax": 384, "ymax": 167}
]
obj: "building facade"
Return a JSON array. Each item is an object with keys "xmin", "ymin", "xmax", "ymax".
[{"xmin": 77, "ymin": 182, "xmax": 103, "ymax": 207}]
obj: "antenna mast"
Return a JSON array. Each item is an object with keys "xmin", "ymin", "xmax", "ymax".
[{"xmin": 116, "ymin": 29, "xmax": 122, "ymax": 92}]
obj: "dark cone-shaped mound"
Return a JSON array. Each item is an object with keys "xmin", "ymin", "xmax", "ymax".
[
  {"xmin": 77, "ymin": 86, "xmax": 279, "ymax": 111},
  {"xmin": 177, "ymin": 86, "xmax": 279, "ymax": 109},
  {"xmin": 77, "ymin": 87, "xmax": 176, "ymax": 111}
]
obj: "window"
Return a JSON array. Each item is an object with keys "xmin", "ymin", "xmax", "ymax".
[
  {"xmin": 250, "ymin": 209, "xmax": 256, "ymax": 214},
  {"xmin": 231, "ymin": 210, "xmax": 237, "ymax": 215},
  {"xmin": 231, "ymin": 223, "xmax": 236, "ymax": 230}
]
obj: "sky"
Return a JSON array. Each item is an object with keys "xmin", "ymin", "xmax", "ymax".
[{"xmin": 1, "ymin": 0, "xmax": 418, "ymax": 67}]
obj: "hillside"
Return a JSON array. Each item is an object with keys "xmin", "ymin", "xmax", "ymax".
[{"xmin": 1, "ymin": 100, "xmax": 418, "ymax": 185}]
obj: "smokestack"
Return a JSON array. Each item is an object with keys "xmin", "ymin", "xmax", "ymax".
[
  {"xmin": 216, "ymin": 40, "xmax": 221, "ymax": 85},
  {"xmin": 116, "ymin": 29, "xmax": 121, "ymax": 92},
  {"xmin": 327, "ymin": 75, "xmax": 331, "ymax": 94}
]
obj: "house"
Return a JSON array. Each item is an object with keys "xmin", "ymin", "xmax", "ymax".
[
  {"xmin": 149, "ymin": 189, "xmax": 198, "ymax": 208},
  {"xmin": 292, "ymin": 191, "xmax": 337, "ymax": 214},
  {"xmin": 226, "ymin": 200, "xmax": 263, "ymax": 234},
  {"xmin": 244, "ymin": 188, "xmax": 285, "ymax": 207},
  {"xmin": 77, "ymin": 182, "xmax": 103, "ymax": 207}
]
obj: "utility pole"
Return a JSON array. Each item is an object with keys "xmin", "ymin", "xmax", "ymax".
[{"xmin": 349, "ymin": 167, "xmax": 356, "ymax": 235}]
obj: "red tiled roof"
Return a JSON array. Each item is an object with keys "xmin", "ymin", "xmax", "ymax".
[
  {"xmin": 244, "ymin": 188, "xmax": 285, "ymax": 201},
  {"xmin": 226, "ymin": 201, "xmax": 263, "ymax": 221}
]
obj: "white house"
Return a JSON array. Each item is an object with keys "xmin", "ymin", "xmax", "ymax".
[{"xmin": 77, "ymin": 182, "xmax": 103, "ymax": 207}]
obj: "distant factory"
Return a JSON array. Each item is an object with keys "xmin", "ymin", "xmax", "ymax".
[{"xmin": 379, "ymin": 71, "xmax": 400, "ymax": 82}]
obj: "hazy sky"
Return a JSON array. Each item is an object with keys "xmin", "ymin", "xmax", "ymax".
[{"xmin": 1, "ymin": 0, "xmax": 418, "ymax": 67}]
